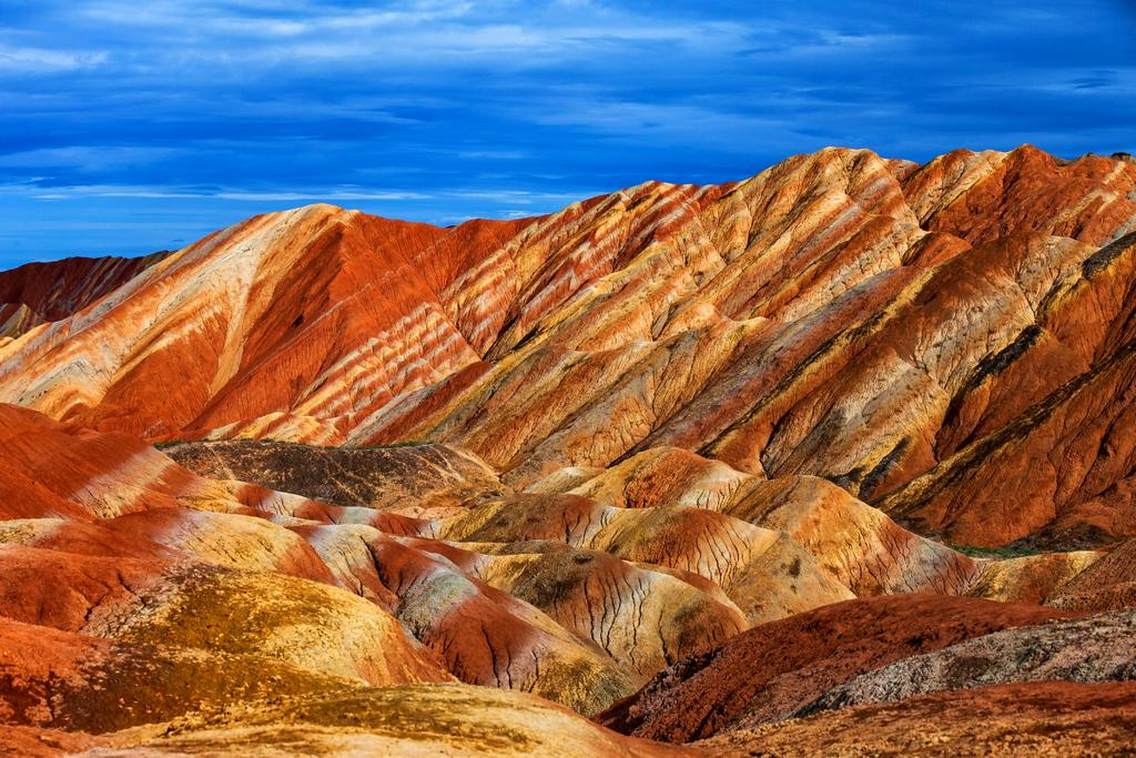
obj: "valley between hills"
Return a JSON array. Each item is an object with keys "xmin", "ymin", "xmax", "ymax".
[{"xmin": 2, "ymin": 144, "xmax": 1136, "ymax": 755}]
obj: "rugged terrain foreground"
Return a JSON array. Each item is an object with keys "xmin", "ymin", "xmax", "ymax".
[{"xmin": 1, "ymin": 145, "xmax": 1136, "ymax": 755}]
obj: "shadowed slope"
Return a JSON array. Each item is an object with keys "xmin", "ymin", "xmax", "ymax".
[{"xmin": 163, "ymin": 438, "xmax": 505, "ymax": 518}]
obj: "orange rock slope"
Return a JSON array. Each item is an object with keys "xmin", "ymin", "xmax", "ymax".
[
  {"xmin": 2, "ymin": 145, "xmax": 1134, "ymax": 549},
  {"xmin": 2, "ymin": 144, "xmax": 1136, "ymax": 754}
]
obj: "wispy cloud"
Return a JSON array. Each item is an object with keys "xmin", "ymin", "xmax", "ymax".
[
  {"xmin": 14, "ymin": 181, "xmax": 609, "ymax": 206},
  {"xmin": 0, "ymin": 0, "xmax": 1132, "ymax": 262},
  {"xmin": 67, "ymin": 0, "xmax": 750, "ymax": 68},
  {"xmin": 79, "ymin": 0, "xmax": 477, "ymax": 33},
  {"xmin": 19, "ymin": 183, "xmax": 431, "ymax": 202},
  {"xmin": 0, "ymin": 44, "xmax": 107, "ymax": 71},
  {"xmin": 529, "ymin": 99, "xmax": 789, "ymax": 144},
  {"xmin": 0, "ymin": 146, "xmax": 186, "ymax": 171}
]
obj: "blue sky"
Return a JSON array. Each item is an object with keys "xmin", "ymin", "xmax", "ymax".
[{"xmin": 1, "ymin": 0, "xmax": 1134, "ymax": 265}]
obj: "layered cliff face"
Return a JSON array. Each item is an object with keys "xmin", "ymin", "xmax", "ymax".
[{"xmin": 2, "ymin": 144, "xmax": 1136, "ymax": 754}]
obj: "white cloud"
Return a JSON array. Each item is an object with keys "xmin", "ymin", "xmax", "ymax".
[
  {"xmin": 63, "ymin": 0, "xmax": 754, "ymax": 69},
  {"xmin": 456, "ymin": 150, "xmax": 528, "ymax": 160},
  {"xmin": 16, "ymin": 183, "xmax": 429, "ymax": 201},
  {"xmin": 216, "ymin": 189, "xmax": 431, "ymax": 201},
  {"xmin": 526, "ymin": 98, "xmax": 794, "ymax": 150},
  {"xmin": 0, "ymin": 44, "xmax": 107, "ymax": 71},
  {"xmin": 7, "ymin": 180, "xmax": 604, "ymax": 207},
  {"xmin": 0, "ymin": 146, "xmax": 185, "ymax": 171},
  {"xmin": 447, "ymin": 188, "xmax": 604, "ymax": 204},
  {"xmin": 79, "ymin": 0, "xmax": 476, "ymax": 33}
]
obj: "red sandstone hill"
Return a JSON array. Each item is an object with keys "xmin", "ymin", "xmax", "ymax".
[
  {"xmin": 2, "ymin": 146, "xmax": 1134, "ymax": 550},
  {"xmin": 0, "ymin": 251, "xmax": 168, "ymax": 340},
  {"xmin": 2, "ymin": 145, "xmax": 1136, "ymax": 754}
]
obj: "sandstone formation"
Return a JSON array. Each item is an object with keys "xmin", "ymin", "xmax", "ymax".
[
  {"xmin": 801, "ymin": 609, "xmax": 1136, "ymax": 713},
  {"xmin": 3, "ymin": 146, "xmax": 1133, "ymax": 550},
  {"xmin": 67, "ymin": 686, "xmax": 689, "ymax": 757},
  {"xmin": 479, "ymin": 547, "xmax": 749, "ymax": 681},
  {"xmin": 0, "ymin": 616, "xmax": 360, "ymax": 734},
  {"xmin": 0, "ymin": 614, "xmax": 680, "ymax": 756},
  {"xmin": 164, "ymin": 439, "xmax": 505, "ymax": 518},
  {"xmin": 964, "ymin": 549, "xmax": 1100, "ymax": 605},
  {"xmin": 0, "ymin": 252, "xmax": 167, "ymax": 339},
  {"xmin": 1046, "ymin": 538, "xmax": 1136, "ymax": 612},
  {"xmin": 0, "ymin": 407, "xmax": 641, "ymax": 714},
  {"xmin": 696, "ymin": 682, "xmax": 1136, "ymax": 756},
  {"xmin": 2, "ymin": 144, "xmax": 1136, "ymax": 754},
  {"xmin": 597, "ymin": 594, "xmax": 1073, "ymax": 742},
  {"xmin": 569, "ymin": 448, "xmax": 979, "ymax": 595}
]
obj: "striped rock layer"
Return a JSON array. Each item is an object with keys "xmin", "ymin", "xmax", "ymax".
[
  {"xmin": 3, "ymin": 145, "xmax": 1136, "ymax": 754},
  {"xmin": 1, "ymin": 400, "xmax": 1132, "ymax": 752},
  {"xmin": 2, "ymin": 146, "xmax": 1135, "ymax": 549}
]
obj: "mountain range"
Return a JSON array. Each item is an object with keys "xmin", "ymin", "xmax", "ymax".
[{"xmin": 2, "ymin": 144, "xmax": 1135, "ymax": 755}]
